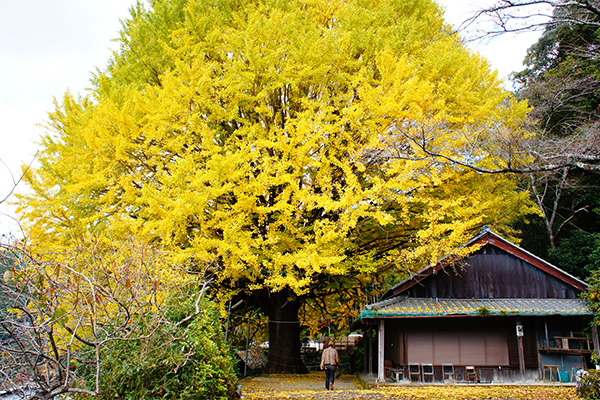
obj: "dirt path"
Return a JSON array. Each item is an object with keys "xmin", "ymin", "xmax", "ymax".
[{"xmin": 240, "ymin": 372, "xmax": 362, "ymax": 392}]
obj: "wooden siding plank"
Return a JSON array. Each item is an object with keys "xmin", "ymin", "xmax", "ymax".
[
  {"xmin": 400, "ymin": 245, "xmax": 581, "ymax": 299},
  {"xmin": 385, "ymin": 229, "xmax": 587, "ymax": 299}
]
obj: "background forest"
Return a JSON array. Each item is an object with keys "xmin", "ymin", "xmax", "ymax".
[
  {"xmin": 511, "ymin": 1, "xmax": 600, "ymax": 279},
  {"xmin": 0, "ymin": 0, "xmax": 599, "ymax": 399}
]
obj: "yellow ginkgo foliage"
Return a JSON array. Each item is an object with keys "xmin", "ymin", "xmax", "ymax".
[{"xmin": 20, "ymin": 0, "xmax": 536, "ymax": 373}]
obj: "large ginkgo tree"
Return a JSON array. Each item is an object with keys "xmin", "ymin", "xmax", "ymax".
[{"xmin": 20, "ymin": 0, "xmax": 535, "ymax": 373}]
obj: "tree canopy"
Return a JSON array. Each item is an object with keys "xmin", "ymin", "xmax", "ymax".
[{"xmin": 19, "ymin": 0, "xmax": 534, "ymax": 373}]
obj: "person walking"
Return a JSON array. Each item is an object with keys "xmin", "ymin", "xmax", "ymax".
[{"xmin": 320, "ymin": 341, "xmax": 339, "ymax": 390}]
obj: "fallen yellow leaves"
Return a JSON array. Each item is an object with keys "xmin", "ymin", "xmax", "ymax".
[
  {"xmin": 243, "ymin": 386, "xmax": 578, "ymax": 400},
  {"xmin": 378, "ymin": 386, "xmax": 578, "ymax": 400},
  {"xmin": 241, "ymin": 373, "xmax": 579, "ymax": 400}
]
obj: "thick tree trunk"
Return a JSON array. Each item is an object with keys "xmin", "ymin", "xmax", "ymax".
[{"xmin": 264, "ymin": 290, "xmax": 307, "ymax": 373}]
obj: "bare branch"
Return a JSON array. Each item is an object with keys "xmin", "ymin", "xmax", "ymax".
[
  {"xmin": 460, "ymin": 1, "xmax": 600, "ymax": 42},
  {"xmin": 0, "ymin": 152, "xmax": 38, "ymax": 205},
  {"xmin": 0, "ymin": 238, "xmax": 214, "ymax": 398},
  {"xmin": 372, "ymin": 118, "xmax": 600, "ymax": 175}
]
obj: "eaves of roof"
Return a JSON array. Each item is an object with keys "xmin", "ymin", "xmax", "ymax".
[{"xmin": 356, "ymin": 297, "xmax": 593, "ymax": 322}]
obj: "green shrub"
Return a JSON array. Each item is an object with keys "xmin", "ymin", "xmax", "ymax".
[
  {"xmin": 78, "ymin": 289, "xmax": 238, "ymax": 399},
  {"xmin": 578, "ymin": 370, "xmax": 600, "ymax": 399}
]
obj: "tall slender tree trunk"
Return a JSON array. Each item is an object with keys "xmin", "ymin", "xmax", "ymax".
[{"xmin": 264, "ymin": 289, "xmax": 307, "ymax": 373}]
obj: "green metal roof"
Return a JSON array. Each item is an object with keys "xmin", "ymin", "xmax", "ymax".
[{"xmin": 356, "ymin": 297, "xmax": 593, "ymax": 321}]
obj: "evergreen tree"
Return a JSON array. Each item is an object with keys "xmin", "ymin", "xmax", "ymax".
[{"xmin": 512, "ymin": 1, "xmax": 600, "ymax": 266}]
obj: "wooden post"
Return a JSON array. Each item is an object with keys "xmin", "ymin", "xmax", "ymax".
[
  {"xmin": 244, "ymin": 314, "xmax": 252, "ymax": 376},
  {"xmin": 378, "ymin": 320, "xmax": 386, "ymax": 383},
  {"xmin": 544, "ymin": 317, "xmax": 549, "ymax": 347},
  {"xmin": 368, "ymin": 327, "xmax": 373, "ymax": 375},
  {"xmin": 516, "ymin": 317, "xmax": 526, "ymax": 378},
  {"xmin": 363, "ymin": 328, "xmax": 369, "ymax": 373}
]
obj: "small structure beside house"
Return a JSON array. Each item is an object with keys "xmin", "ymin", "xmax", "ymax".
[{"xmin": 355, "ymin": 226, "xmax": 596, "ymax": 384}]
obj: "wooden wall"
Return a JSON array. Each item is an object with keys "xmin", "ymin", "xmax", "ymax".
[
  {"xmin": 384, "ymin": 317, "xmax": 539, "ymax": 368},
  {"xmin": 403, "ymin": 244, "xmax": 580, "ymax": 299}
]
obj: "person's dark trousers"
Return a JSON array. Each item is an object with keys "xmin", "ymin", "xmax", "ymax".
[{"xmin": 325, "ymin": 365, "xmax": 335, "ymax": 390}]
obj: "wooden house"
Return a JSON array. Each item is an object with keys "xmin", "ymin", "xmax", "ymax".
[{"xmin": 355, "ymin": 226, "xmax": 596, "ymax": 383}]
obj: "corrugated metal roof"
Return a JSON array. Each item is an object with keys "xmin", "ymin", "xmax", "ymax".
[{"xmin": 357, "ymin": 297, "xmax": 593, "ymax": 321}]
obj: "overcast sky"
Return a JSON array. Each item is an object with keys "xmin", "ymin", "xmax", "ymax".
[{"xmin": 0, "ymin": 0, "xmax": 545, "ymax": 238}]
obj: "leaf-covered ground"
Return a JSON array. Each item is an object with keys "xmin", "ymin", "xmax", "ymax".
[{"xmin": 240, "ymin": 372, "xmax": 579, "ymax": 400}]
